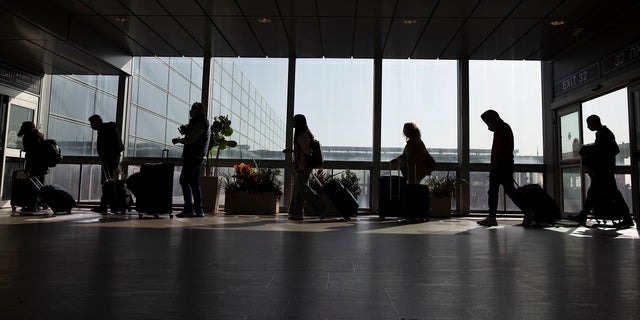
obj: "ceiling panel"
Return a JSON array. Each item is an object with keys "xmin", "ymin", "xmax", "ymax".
[
  {"xmin": 275, "ymin": 0, "xmax": 316, "ymax": 17},
  {"xmin": 1, "ymin": 0, "xmax": 638, "ymax": 74},
  {"xmin": 281, "ymin": 17, "xmax": 322, "ymax": 58},
  {"xmin": 156, "ymin": 0, "xmax": 204, "ymax": 15},
  {"xmin": 352, "ymin": 17, "xmax": 392, "ymax": 58},
  {"xmin": 177, "ymin": 16, "xmax": 236, "ymax": 57},
  {"xmin": 211, "ymin": 16, "xmax": 264, "ymax": 56},
  {"xmin": 440, "ymin": 18, "xmax": 502, "ymax": 59},
  {"xmin": 395, "ymin": 0, "xmax": 439, "ymax": 18},
  {"xmin": 470, "ymin": 18, "xmax": 539, "ymax": 59},
  {"xmin": 383, "ymin": 18, "xmax": 428, "ymax": 58},
  {"xmin": 247, "ymin": 16, "xmax": 291, "ymax": 57},
  {"xmin": 319, "ymin": 17, "xmax": 355, "ymax": 57},
  {"xmin": 139, "ymin": 16, "xmax": 205, "ymax": 57},
  {"xmin": 412, "ymin": 18, "xmax": 466, "ymax": 59}
]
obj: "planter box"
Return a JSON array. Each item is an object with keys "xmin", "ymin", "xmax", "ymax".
[
  {"xmin": 430, "ymin": 195, "xmax": 452, "ymax": 218},
  {"xmin": 224, "ymin": 191, "xmax": 280, "ymax": 215},
  {"xmin": 200, "ymin": 176, "xmax": 222, "ymax": 213}
]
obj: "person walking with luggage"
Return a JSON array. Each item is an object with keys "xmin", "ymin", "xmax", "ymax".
[
  {"xmin": 572, "ymin": 115, "xmax": 634, "ymax": 228},
  {"xmin": 283, "ymin": 114, "xmax": 325, "ymax": 221},
  {"xmin": 172, "ymin": 102, "xmax": 210, "ymax": 218},
  {"xmin": 477, "ymin": 110, "xmax": 523, "ymax": 227},
  {"xmin": 89, "ymin": 114, "xmax": 125, "ymax": 213},
  {"xmin": 390, "ymin": 122, "xmax": 435, "ymax": 184},
  {"xmin": 17, "ymin": 121, "xmax": 48, "ymax": 212}
]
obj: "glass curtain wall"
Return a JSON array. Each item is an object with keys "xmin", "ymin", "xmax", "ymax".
[{"xmin": 468, "ymin": 60, "xmax": 543, "ymax": 212}]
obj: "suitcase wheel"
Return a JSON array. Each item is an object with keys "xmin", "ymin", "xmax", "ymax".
[
  {"xmin": 12, "ymin": 206, "xmax": 16, "ymax": 212},
  {"xmin": 169, "ymin": 214, "xmax": 174, "ymax": 219},
  {"xmin": 138, "ymin": 213, "xmax": 143, "ymax": 219}
]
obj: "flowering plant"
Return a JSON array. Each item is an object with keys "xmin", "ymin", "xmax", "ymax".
[{"xmin": 223, "ymin": 162, "xmax": 282, "ymax": 194}]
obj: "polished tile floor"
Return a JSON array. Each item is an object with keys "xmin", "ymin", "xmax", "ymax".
[{"xmin": 0, "ymin": 209, "xmax": 638, "ymax": 320}]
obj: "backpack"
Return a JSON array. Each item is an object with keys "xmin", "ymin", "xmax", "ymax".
[
  {"xmin": 307, "ymin": 139, "xmax": 323, "ymax": 168},
  {"xmin": 41, "ymin": 139, "xmax": 63, "ymax": 167}
]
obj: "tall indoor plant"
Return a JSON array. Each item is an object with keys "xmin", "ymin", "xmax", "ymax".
[{"xmin": 200, "ymin": 115, "xmax": 238, "ymax": 213}]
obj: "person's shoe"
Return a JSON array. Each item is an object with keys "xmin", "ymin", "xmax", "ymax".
[
  {"xmin": 568, "ymin": 211, "xmax": 588, "ymax": 226},
  {"xmin": 477, "ymin": 217, "xmax": 498, "ymax": 227},
  {"xmin": 176, "ymin": 210, "xmax": 196, "ymax": 218},
  {"xmin": 192, "ymin": 208, "xmax": 206, "ymax": 217},
  {"xmin": 616, "ymin": 220, "xmax": 634, "ymax": 229},
  {"xmin": 91, "ymin": 206, "xmax": 108, "ymax": 214},
  {"xmin": 288, "ymin": 215, "xmax": 303, "ymax": 221}
]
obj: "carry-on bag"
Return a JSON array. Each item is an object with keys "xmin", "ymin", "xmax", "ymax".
[
  {"xmin": 100, "ymin": 158, "xmax": 133, "ymax": 214},
  {"xmin": 10, "ymin": 169, "xmax": 39, "ymax": 212},
  {"xmin": 516, "ymin": 183, "xmax": 561, "ymax": 226},
  {"xmin": 127, "ymin": 149, "xmax": 174, "ymax": 218},
  {"xmin": 36, "ymin": 183, "xmax": 75, "ymax": 214},
  {"xmin": 404, "ymin": 184, "xmax": 430, "ymax": 222},
  {"xmin": 10, "ymin": 151, "xmax": 39, "ymax": 212},
  {"xmin": 378, "ymin": 175, "xmax": 407, "ymax": 219},
  {"xmin": 312, "ymin": 172, "xmax": 357, "ymax": 221}
]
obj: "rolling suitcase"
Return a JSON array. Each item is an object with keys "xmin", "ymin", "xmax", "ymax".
[
  {"xmin": 37, "ymin": 184, "xmax": 75, "ymax": 214},
  {"xmin": 128, "ymin": 149, "xmax": 174, "ymax": 218},
  {"xmin": 404, "ymin": 184, "xmax": 430, "ymax": 222},
  {"xmin": 100, "ymin": 158, "xmax": 133, "ymax": 214},
  {"xmin": 10, "ymin": 169, "xmax": 39, "ymax": 212},
  {"xmin": 516, "ymin": 183, "xmax": 561, "ymax": 226},
  {"xmin": 378, "ymin": 175, "xmax": 407, "ymax": 220},
  {"xmin": 322, "ymin": 179, "xmax": 358, "ymax": 221}
]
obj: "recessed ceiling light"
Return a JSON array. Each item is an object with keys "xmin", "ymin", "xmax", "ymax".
[
  {"xmin": 550, "ymin": 20, "xmax": 565, "ymax": 26},
  {"xmin": 114, "ymin": 17, "xmax": 127, "ymax": 23},
  {"xmin": 257, "ymin": 17, "xmax": 272, "ymax": 23},
  {"xmin": 403, "ymin": 19, "xmax": 418, "ymax": 25}
]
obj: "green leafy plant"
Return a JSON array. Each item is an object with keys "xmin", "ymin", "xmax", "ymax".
[
  {"xmin": 209, "ymin": 115, "xmax": 238, "ymax": 176},
  {"xmin": 223, "ymin": 161, "xmax": 282, "ymax": 194},
  {"xmin": 426, "ymin": 174, "xmax": 467, "ymax": 198}
]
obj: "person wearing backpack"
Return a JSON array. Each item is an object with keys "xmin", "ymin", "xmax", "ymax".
[
  {"xmin": 283, "ymin": 114, "xmax": 326, "ymax": 221},
  {"xmin": 89, "ymin": 114, "xmax": 125, "ymax": 213},
  {"xmin": 17, "ymin": 121, "xmax": 48, "ymax": 212}
]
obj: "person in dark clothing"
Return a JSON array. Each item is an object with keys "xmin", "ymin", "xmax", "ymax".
[
  {"xmin": 89, "ymin": 114, "xmax": 125, "ymax": 213},
  {"xmin": 572, "ymin": 115, "xmax": 634, "ymax": 228},
  {"xmin": 477, "ymin": 110, "xmax": 524, "ymax": 227},
  {"xmin": 172, "ymin": 102, "xmax": 210, "ymax": 218},
  {"xmin": 17, "ymin": 121, "xmax": 48, "ymax": 212},
  {"xmin": 283, "ymin": 114, "xmax": 326, "ymax": 221}
]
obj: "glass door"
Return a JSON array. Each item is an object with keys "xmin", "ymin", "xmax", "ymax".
[
  {"xmin": 1, "ymin": 95, "xmax": 38, "ymax": 202},
  {"xmin": 630, "ymin": 85, "xmax": 640, "ymax": 220},
  {"xmin": 557, "ymin": 105, "xmax": 583, "ymax": 215}
]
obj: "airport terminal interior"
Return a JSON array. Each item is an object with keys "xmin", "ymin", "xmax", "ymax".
[{"xmin": 1, "ymin": 0, "xmax": 640, "ymax": 319}]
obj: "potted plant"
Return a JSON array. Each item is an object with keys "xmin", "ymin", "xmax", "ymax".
[
  {"xmin": 223, "ymin": 161, "xmax": 282, "ymax": 214},
  {"xmin": 200, "ymin": 115, "xmax": 238, "ymax": 213},
  {"xmin": 426, "ymin": 174, "xmax": 466, "ymax": 218}
]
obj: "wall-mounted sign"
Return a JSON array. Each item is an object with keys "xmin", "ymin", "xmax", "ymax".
[
  {"xmin": 553, "ymin": 63, "xmax": 600, "ymax": 95},
  {"xmin": 601, "ymin": 40, "xmax": 640, "ymax": 75},
  {"xmin": 0, "ymin": 62, "xmax": 41, "ymax": 95}
]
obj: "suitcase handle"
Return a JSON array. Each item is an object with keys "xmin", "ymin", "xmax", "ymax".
[{"xmin": 162, "ymin": 149, "xmax": 169, "ymax": 161}]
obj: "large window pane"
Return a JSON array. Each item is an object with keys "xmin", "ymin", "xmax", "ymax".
[
  {"xmin": 210, "ymin": 58, "xmax": 288, "ymax": 160},
  {"xmin": 582, "ymin": 88, "xmax": 630, "ymax": 165},
  {"xmin": 382, "ymin": 59, "xmax": 458, "ymax": 163},
  {"xmin": 295, "ymin": 59, "xmax": 374, "ymax": 161},
  {"xmin": 470, "ymin": 61, "xmax": 543, "ymax": 164},
  {"xmin": 47, "ymin": 117, "xmax": 94, "ymax": 156}
]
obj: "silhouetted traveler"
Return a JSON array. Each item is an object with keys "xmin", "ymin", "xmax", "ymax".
[
  {"xmin": 573, "ymin": 115, "xmax": 634, "ymax": 228},
  {"xmin": 172, "ymin": 102, "xmax": 210, "ymax": 218},
  {"xmin": 390, "ymin": 122, "xmax": 435, "ymax": 184},
  {"xmin": 477, "ymin": 110, "xmax": 523, "ymax": 227},
  {"xmin": 284, "ymin": 114, "xmax": 325, "ymax": 221},
  {"xmin": 17, "ymin": 121, "xmax": 47, "ymax": 212},
  {"xmin": 89, "ymin": 114, "xmax": 125, "ymax": 213}
]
